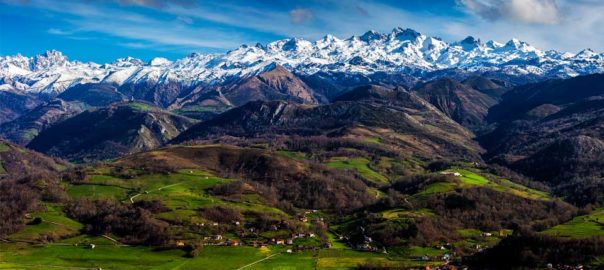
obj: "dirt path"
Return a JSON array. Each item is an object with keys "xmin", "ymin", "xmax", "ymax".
[
  {"xmin": 101, "ymin": 234, "xmax": 120, "ymax": 244},
  {"xmin": 128, "ymin": 182, "xmax": 183, "ymax": 203},
  {"xmin": 235, "ymin": 253, "xmax": 280, "ymax": 270},
  {"xmin": 129, "ymin": 193, "xmax": 142, "ymax": 203}
]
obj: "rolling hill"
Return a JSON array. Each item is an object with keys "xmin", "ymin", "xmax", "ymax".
[
  {"xmin": 481, "ymin": 73, "xmax": 604, "ymax": 206},
  {"xmin": 0, "ymin": 139, "xmax": 67, "ymax": 180},
  {"xmin": 27, "ymin": 102, "xmax": 197, "ymax": 161},
  {"xmin": 173, "ymin": 88, "xmax": 480, "ymax": 161}
]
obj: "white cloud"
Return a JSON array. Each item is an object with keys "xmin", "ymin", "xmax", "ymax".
[
  {"xmin": 4, "ymin": 0, "xmax": 604, "ymax": 54},
  {"xmin": 10, "ymin": 0, "xmax": 247, "ymax": 52},
  {"xmin": 47, "ymin": 28, "xmax": 70, "ymax": 35},
  {"xmin": 459, "ymin": 0, "xmax": 560, "ymax": 24},
  {"xmin": 289, "ymin": 8, "xmax": 314, "ymax": 25}
]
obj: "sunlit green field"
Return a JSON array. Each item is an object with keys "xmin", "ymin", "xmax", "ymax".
[
  {"xmin": 0, "ymin": 163, "xmax": 564, "ymax": 269},
  {"xmin": 325, "ymin": 157, "xmax": 389, "ymax": 185},
  {"xmin": 0, "ymin": 243, "xmax": 441, "ymax": 270},
  {"xmin": 544, "ymin": 209, "xmax": 604, "ymax": 238},
  {"xmin": 413, "ymin": 169, "xmax": 551, "ymax": 201}
]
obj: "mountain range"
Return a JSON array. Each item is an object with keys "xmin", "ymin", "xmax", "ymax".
[
  {"xmin": 2, "ymin": 28, "xmax": 603, "ymax": 96},
  {"xmin": 2, "ymin": 28, "xmax": 604, "ymax": 269}
]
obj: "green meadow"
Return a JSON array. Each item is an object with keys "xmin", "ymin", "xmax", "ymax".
[
  {"xmin": 0, "ymin": 243, "xmax": 442, "ymax": 270},
  {"xmin": 7, "ymin": 204, "xmax": 83, "ymax": 242},
  {"xmin": 413, "ymin": 168, "xmax": 551, "ymax": 201},
  {"xmin": 544, "ymin": 209, "xmax": 604, "ymax": 238},
  {"xmin": 326, "ymin": 157, "xmax": 389, "ymax": 185}
]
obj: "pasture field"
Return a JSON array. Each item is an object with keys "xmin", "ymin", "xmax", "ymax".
[
  {"xmin": 364, "ymin": 137, "xmax": 382, "ymax": 145},
  {"xmin": 325, "ymin": 157, "xmax": 389, "ymax": 185},
  {"xmin": 412, "ymin": 169, "xmax": 551, "ymax": 201},
  {"xmin": 0, "ymin": 142, "xmax": 10, "ymax": 152},
  {"xmin": 7, "ymin": 204, "xmax": 83, "ymax": 242},
  {"xmin": 543, "ymin": 209, "xmax": 604, "ymax": 238},
  {"xmin": 128, "ymin": 102, "xmax": 156, "ymax": 112},
  {"xmin": 66, "ymin": 184, "xmax": 129, "ymax": 200},
  {"xmin": 0, "ymin": 244, "xmax": 440, "ymax": 270}
]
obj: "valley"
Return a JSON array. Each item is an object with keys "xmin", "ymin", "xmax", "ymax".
[{"xmin": 1, "ymin": 26, "xmax": 604, "ymax": 270}]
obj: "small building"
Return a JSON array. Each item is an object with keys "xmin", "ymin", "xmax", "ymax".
[
  {"xmin": 213, "ymin": 235, "xmax": 223, "ymax": 241},
  {"xmin": 440, "ymin": 171, "xmax": 461, "ymax": 177},
  {"xmin": 226, "ymin": 240, "xmax": 239, "ymax": 246},
  {"xmin": 286, "ymin": 239, "xmax": 293, "ymax": 245},
  {"xmin": 175, "ymin": 240, "xmax": 185, "ymax": 247},
  {"xmin": 276, "ymin": 239, "xmax": 285, "ymax": 245}
]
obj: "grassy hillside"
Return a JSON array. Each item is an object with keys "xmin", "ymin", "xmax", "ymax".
[
  {"xmin": 1, "ymin": 143, "xmax": 599, "ymax": 269},
  {"xmin": 543, "ymin": 209, "xmax": 604, "ymax": 239},
  {"xmin": 326, "ymin": 157, "xmax": 389, "ymax": 185}
]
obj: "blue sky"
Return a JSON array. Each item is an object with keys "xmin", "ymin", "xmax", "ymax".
[{"xmin": 1, "ymin": 0, "xmax": 603, "ymax": 63}]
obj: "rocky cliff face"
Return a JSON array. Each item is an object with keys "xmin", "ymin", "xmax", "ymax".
[{"xmin": 414, "ymin": 78, "xmax": 498, "ymax": 130}]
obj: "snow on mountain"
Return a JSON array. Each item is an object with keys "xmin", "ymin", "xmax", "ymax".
[{"xmin": 2, "ymin": 28, "xmax": 604, "ymax": 94}]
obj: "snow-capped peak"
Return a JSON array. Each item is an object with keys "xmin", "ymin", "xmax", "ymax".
[
  {"xmin": 457, "ymin": 36, "xmax": 483, "ymax": 51},
  {"xmin": 503, "ymin": 38, "xmax": 535, "ymax": 51},
  {"xmin": 31, "ymin": 50, "xmax": 68, "ymax": 71},
  {"xmin": 576, "ymin": 49, "xmax": 597, "ymax": 59},
  {"xmin": 2, "ymin": 28, "xmax": 604, "ymax": 94},
  {"xmin": 390, "ymin": 27, "xmax": 421, "ymax": 41},
  {"xmin": 359, "ymin": 30, "xmax": 385, "ymax": 42},
  {"xmin": 148, "ymin": 57, "xmax": 172, "ymax": 66},
  {"xmin": 113, "ymin": 57, "xmax": 144, "ymax": 67}
]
